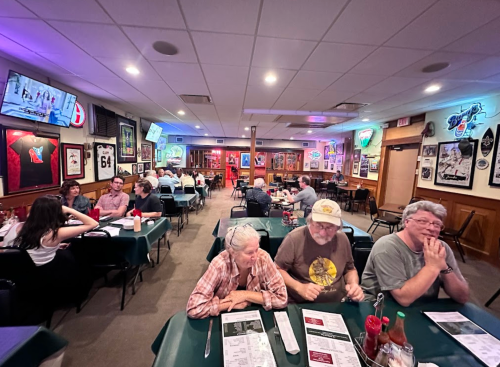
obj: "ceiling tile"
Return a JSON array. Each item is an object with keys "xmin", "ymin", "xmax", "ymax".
[
  {"xmin": 288, "ymin": 70, "xmax": 342, "ymax": 90},
  {"xmin": 363, "ymin": 77, "xmax": 426, "ymax": 95},
  {"xmin": 252, "ymin": 37, "xmax": 316, "ymax": 70},
  {"xmin": 167, "ymin": 80, "xmax": 209, "ymax": 95},
  {"xmin": 443, "ymin": 57, "xmax": 500, "ymax": 81},
  {"xmin": 248, "ymin": 67, "xmax": 297, "ymax": 88},
  {"xmin": 244, "ymin": 85, "xmax": 284, "ymax": 109},
  {"xmin": 18, "ymin": 0, "xmax": 113, "ymax": 23},
  {"xmin": 386, "ymin": 0, "xmax": 500, "ymax": 50},
  {"xmin": 347, "ymin": 91, "xmax": 393, "ymax": 104},
  {"xmin": 202, "ymin": 64, "xmax": 249, "ymax": 85},
  {"xmin": 152, "ymin": 61, "xmax": 204, "ymax": 83},
  {"xmin": 444, "ymin": 18, "xmax": 500, "ymax": 55},
  {"xmin": 302, "ymin": 89, "xmax": 358, "ymax": 110},
  {"xmin": 96, "ymin": 56, "xmax": 161, "ymax": 81},
  {"xmin": 0, "ymin": 0, "xmax": 37, "ymax": 17},
  {"xmin": 327, "ymin": 73, "xmax": 387, "ymax": 93},
  {"xmin": 259, "ymin": 0, "xmax": 347, "ymax": 40},
  {"xmin": 209, "ymin": 83, "xmax": 246, "ymax": 106},
  {"xmin": 181, "ymin": 0, "xmax": 260, "ymax": 34},
  {"xmin": 49, "ymin": 21, "xmax": 140, "ymax": 59},
  {"xmin": 272, "ymin": 88, "xmax": 322, "ymax": 109},
  {"xmin": 253, "ymin": 116, "xmax": 278, "ymax": 123},
  {"xmin": 0, "ymin": 34, "xmax": 31, "ymax": 55},
  {"xmin": 99, "ymin": 0, "xmax": 185, "ymax": 29},
  {"xmin": 188, "ymin": 105, "xmax": 219, "ymax": 121},
  {"xmin": 122, "ymin": 27, "xmax": 197, "ymax": 63},
  {"xmin": 303, "ymin": 42, "xmax": 376, "ymax": 73},
  {"xmin": 349, "ymin": 47, "xmax": 432, "ymax": 76},
  {"xmin": 394, "ymin": 51, "xmax": 485, "ymax": 79},
  {"xmin": 192, "ymin": 32, "xmax": 253, "ymax": 66},
  {"xmin": 324, "ymin": 0, "xmax": 435, "ymax": 45},
  {"xmin": 0, "ymin": 49, "xmax": 74, "ymax": 76},
  {"xmin": 39, "ymin": 52, "xmax": 116, "ymax": 78}
]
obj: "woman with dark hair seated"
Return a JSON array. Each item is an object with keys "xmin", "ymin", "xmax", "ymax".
[
  {"xmin": 60, "ymin": 180, "xmax": 91, "ymax": 214},
  {"xmin": 126, "ymin": 179, "xmax": 162, "ymax": 218},
  {"xmin": 1, "ymin": 196, "xmax": 99, "ymax": 304}
]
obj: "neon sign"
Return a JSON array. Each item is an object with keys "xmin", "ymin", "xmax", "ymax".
[
  {"xmin": 308, "ymin": 150, "xmax": 322, "ymax": 160},
  {"xmin": 446, "ymin": 102, "xmax": 482, "ymax": 139},
  {"xmin": 358, "ymin": 129, "xmax": 374, "ymax": 147}
]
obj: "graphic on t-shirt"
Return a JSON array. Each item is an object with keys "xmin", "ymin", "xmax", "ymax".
[
  {"xmin": 309, "ymin": 256, "xmax": 337, "ymax": 291},
  {"xmin": 29, "ymin": 146, "xmax": 44, "ymax": 163}
]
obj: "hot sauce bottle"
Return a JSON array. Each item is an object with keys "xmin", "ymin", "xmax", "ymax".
[
  {"xmin": 378, "ymin": 316, "xmax": 390, "ymax": 347},
  {"xmin": 388, "ymin": 312, "xmax": 407, "ymax": 346}
]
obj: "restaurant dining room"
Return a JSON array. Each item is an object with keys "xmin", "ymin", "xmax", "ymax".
[{"xmin": 2, "ymin": 1, "xmax": 500, "ymax": 367}]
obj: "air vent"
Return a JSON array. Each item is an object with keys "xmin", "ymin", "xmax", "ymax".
[
  {"xmin": 302, "ymin": 142, "xmax": 310, "ymax": 147},
  {"xmin": 178, "ymin": 94, "xmax": 212, "ymax": 104},
  {"xmin": 285, "ymin": 122, "xmax": 334, "ymax": 129},
  {"xmin": 331, "ymin": 102, "xmax": 367, "ymax": 111},
  {"xmin": 175, "ymin": 137, "xmax": 184, "ymax": 143},
  {"xmin": 256, "ymin": 140, "xmax": 263, "ymax": 146},
  {"xmin": 216, "ymin": 139, "xmax": 224, "ymax": 144}
]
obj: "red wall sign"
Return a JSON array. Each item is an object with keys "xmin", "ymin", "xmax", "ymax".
[{"xmin": 70, "ymin": 101, "xmax": 86, "ymax": 128}]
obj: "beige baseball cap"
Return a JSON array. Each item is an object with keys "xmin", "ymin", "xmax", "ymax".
[{"xmin": 311, "ymin": 199, "xmax": 342, "ymax": 226}]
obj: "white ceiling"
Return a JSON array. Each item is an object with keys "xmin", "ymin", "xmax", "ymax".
[{"xmin": 2, "ymin": 0, "xmax": 500, "ymax": 140}]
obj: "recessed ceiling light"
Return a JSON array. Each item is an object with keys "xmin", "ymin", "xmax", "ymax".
[
  {"xmin": 125, "ymin": 66, "xmax": 139, "ymax": 75},
  {"xmin": 244, "ymin": 127, "xmax": 249, "ymax": 131},
  {"xmin": 425, "ymin": 85, "xmax": 441, "ymax": 93},
  {"xmin": 242, "ymin": 135, "xmax": 246, "ymax": 138},
  {"xmin": 195, "ymin": 125, "xmax": 200, "ymax": 129},
  {"xmin": 177, "ymin": 110, "xmax": 185, "ymax": 116},
  {"xmin": 264, "ymin": 74, "xmax": 277, "ymax": 84},
  {"xmin": 307, "ymin": 130, "xmax": 312, "ymax": 133},
  {"xmin": 152, "ymin": 41, "xmax": 178, "ymax": 56},
  {"xmin": 290, "ymin": 137, "xmax": 294, "ymax": 140},
  {"xmin": 362, "ymin": 118, "xmax": 369, "ymax": 122},
  {"xmin": 204, "ymin": 133, "xmax": 208, "ymax": 136}
]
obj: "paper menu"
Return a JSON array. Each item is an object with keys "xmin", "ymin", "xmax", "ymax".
[
  {"xmin": 221, "ymin": 310, "xmax": 276, "ymax": 367},
  {"xmin": 112, "ymin": 217, "xmax": 147, "ymax": 225},
  {"xmin": 424, "ymin": 312, "xmax": 500, "ymax": 367},
  {"xmin": 302, "ymin": 309, "xmax": 361, "ymax": 367}
]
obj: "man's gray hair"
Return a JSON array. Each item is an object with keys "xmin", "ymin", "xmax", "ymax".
[
  {"xmin": 254, "ymin": 178, "xmax": 265, "ymax": 189},
  {"xmin": 224, "ymin": 225, "xmax": 261, "ymax": 252},
  {"xmin": 145, "ymin": 170, "xmax": 156, "ymax": 177},
  {"xmin": 401, "ymin": 200, "xmax": 447, "ymax": 227}
]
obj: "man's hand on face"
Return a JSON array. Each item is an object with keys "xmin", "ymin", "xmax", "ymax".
[
  {"xmin": 298, "ymin": 283, "xmax": 324, "ymax": 301},
  {"xmin": 423, "ymin": 237, "xmax": 447, "ymax": 272}
]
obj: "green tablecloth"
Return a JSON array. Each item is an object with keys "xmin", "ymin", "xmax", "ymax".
[
  {"xmin": 73, "ymin": 217, "xmax": 171, "ymax": 266},
  {"xmin": 196, "ymin": 184, "xmax": 209, "ymax": 197},
  {"xmin": 206, "ymin": 217, "xmax": 373, "ymax": 261},
  {"xmin": 151, "ymin": 300, "xmax": 500, "ymax": 367},
  {"xmin": 128, "ymin": 193, "xmax": 197, "ymax": 208},
  {"xmin": 0, "ymin": 326, "xmax": 68, "ymax": 367}
]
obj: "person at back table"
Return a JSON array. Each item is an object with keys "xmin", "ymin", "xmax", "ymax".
[
  {"xmin": 157, "ymin": 168, "xmax": 165, "ymax": 178},
  {"xmin": 245, "ymin": 178, "xmax": 271, "ymax": 216},
  {"xmin": 144, "ymin": 170, "xmax": 159, "ymax": 193},
  {"xmin": 275, "ymin": 199, "xmax": 364, "ymax": 303},
  {"xmin": 1, "ymin": 196, "xmax": 98, "ymax": 305},
  {"xmin": 95, "ymin": 175, "xmax": 129, "ymax": 217},
  {"xmin": 282, "ymin": 175, "xmax": 317, "ymax": 214},
  {"xmin": 332, "ymin": 170, "xmax": 345, "ymax": 182},
  {"xmin": 158, "ymin": 170, "xmax": 179, "ymax": 193},
  {"xmin": 181, "ymin": 170, "xmax": 195, "ymax": 188},
  {"xmin": 126, "ymin": 179, "xmax": 162, "ymax": 218},
  {"xmin": 60, "ymin": 179, "xmax": 91, "ymax": 214},
  {"xmin": 186, "ymin": 224, "xmax": 287, "ymax": 319},
  {"xmin": 192, "ymin": 169, "xmax": 205, "ymax": 185},
  {"xmin": 361, "ymin": 201, "xmax": 469, "ymax": 306}
]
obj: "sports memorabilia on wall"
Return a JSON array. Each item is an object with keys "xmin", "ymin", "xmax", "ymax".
[
  {"xmin": 138, "ymin": 163, "xmax": 144, "ymax": 174},
  {"xmin": 94, "ymin": 143, "xmax": 116, "ymax": 181},
  {"xmin": 360, "ymin": 155, "xmax": 369, "ymax": 178},
  {"xmin": 435, "ymin": 140, "xmax": 477, "ymax": 189},
  {"xmin": 144, "ymin": 162, "xmax": 151, "ymax": 171},
  {"xmin": 421, "ymin": 167, "xmax": 433, "ymax": 180},
  {"xmin": 61, "ymin": 143, "xmax": 84, "ymax": 180},
  {"xmin": 481, "ymin": 128, "xmax": 494, "ymax": 157},
  {"xmin": 3, "ymin": 128, "xmax": 60, "ymax": 194},
  {"xmin": 141, "ymin": 143, "xmax": 152, "ymax": 161},
  {"xmin": 422, "ymin": 145, "xmax": 437, "ymax": 157},
  {"xmin": 489, "ymin": 125, "xmax": 500, "ymax": 187},
  {"xmin": 116, "ymin": 115, "xmax": 137, "ymax": 163},
  {"xmin": 476, "ymin": 159, "xmax": 489, "ymax": 170}
]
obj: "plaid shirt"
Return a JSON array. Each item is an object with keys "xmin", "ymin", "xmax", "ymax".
[
  {"xmin": 96, "ymin": 191, "xmax": 129, "ymax": 211},
  {"xmin": 186, "ymin": 249, "xmax": 287, "ymax": 319}
]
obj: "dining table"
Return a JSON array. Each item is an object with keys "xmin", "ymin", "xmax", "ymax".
[
  {"xmin": 128, "ymin": 192, "xmax": 197, "ymax": 225},
  {"xmin": 150, "ymin": 299, "xmax": 500, "ymax": 367},
  {"xmin": 337, "ymin": 186, "xmax": 360, "ymax": 211},
  {"xmin": 379, "ymin": 203, "xmax": 406, "ymax": 215}
]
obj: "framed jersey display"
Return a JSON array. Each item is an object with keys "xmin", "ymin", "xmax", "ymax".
[
  {"xmin": 61, "ymin": 143, "xmax": 84, "ymax": 180},
  {"xmin": 2, "ymin": 128, "xmax": 60, "ymax": 195},
  {"xmin": 94, "ymin": 143, "xmax": 116, "ymax": 181},
  {"xmin": 116, "ymin": 115, "xmax": 137, "ymax": 163}
]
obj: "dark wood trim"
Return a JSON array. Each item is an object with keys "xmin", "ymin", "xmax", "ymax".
[{"xmin": 382, "ymin": 135, "xmax": 423, "ymax": 147}]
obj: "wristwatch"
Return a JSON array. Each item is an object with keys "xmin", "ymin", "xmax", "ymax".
[{"xmin": 440, "ymin": 264, "xmax": 453, "ymax": 275}]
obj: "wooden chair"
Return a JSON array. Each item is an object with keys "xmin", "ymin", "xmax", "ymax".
[{"xmin": 440, "ymin": 210, "xmax": 475, "ymax": 263}]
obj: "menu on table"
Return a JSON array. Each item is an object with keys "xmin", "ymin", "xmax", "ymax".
[
  {"xmin": 221, "ymin": 310, "xmax": 276, "ymax": 367},
  {"xmin": 424, "ymin": 311, "xmax": 500, "ymax": 367},
  {"xmin": 302, "ymin": 309, "xmax": 361, "ymax": 367}
]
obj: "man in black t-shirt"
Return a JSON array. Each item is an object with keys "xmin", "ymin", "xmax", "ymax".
[{"xmin": 126, "ymin": 179, "xmax": 162, "ymax": 218}]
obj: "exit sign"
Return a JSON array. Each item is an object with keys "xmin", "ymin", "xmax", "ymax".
[{"xmin": 397, "ymin": 117, "xmax": 410, "ymax": 127}]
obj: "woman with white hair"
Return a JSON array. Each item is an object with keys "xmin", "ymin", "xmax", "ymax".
[
  {"xmin": 186, "ymin": 224, "xmax": 287, "ymax": 319},
  {"xmin": 144, "ymin": 170, "xmax": 159, "ymax": 193},
  {"xmin": 245, "ymin": 178, "xmax": 272, "ymax": 215}
]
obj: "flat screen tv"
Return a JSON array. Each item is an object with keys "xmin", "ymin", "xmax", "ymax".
[
  {"xmin": 145, "ymin": 122, "xmax": 162, "ymax": 143},
  {"xmin": 156, "ymin": 136, "xmax": 167, "ymax": 150},
  {"xmin": 1, "ymin": 70, "xmax": 77, "ymax": 128}
]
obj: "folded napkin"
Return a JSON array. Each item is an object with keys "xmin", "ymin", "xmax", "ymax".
[{"xmin": 274, "ymin": 311, "xmax": 300, "ymax": 355}]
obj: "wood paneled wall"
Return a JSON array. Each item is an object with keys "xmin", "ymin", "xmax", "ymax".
[{"xmin": 415, "ymin": 187, "xmax": 500, "ymax": 265}]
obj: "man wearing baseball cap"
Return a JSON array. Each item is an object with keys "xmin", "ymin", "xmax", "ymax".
[{"xmin": 275, "ymin": 199, "xmax": 364, "ymax": 303}]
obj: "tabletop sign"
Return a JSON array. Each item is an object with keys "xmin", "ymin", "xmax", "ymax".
[
  {"xmin": 397, "ymin": 117, "xmax": 410, "ymax": 127},
  {"xmin": 481, "ymin": 128, "xmax": 494, "ymax": 157}
]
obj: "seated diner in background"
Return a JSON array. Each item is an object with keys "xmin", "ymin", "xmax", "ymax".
[
  {"xmin": 192, "ymin": 169, "xmax": 205, "ymax": 185},
  {"xmin": 245, "ymin": 178, "xmax": 271, "ymax": 216},
  {"xmin": 60, "ymin": 179, "xmax": 91, "ymax": 214},
  {"xmin": 95, "ymin": 175, "xmax": 129, "ymax": 217},
  {"xmin": 332, "ymin": 170, "xmax": 345, "ymax": 182},
  {"xmin": 144, "ymin": 170, "xmax": 159, "ymax": 193},
  {"xmin": 1, "ymin": 196, "xmax": 98, "ymax": 304},
  {"xmin": 158, "ymin": 170, "xmax": 179, "ymax": 193},
  {"xmin": 157, "ymin": 168, "xmax": 165, "ymax": 178},
  {"xmin": 126, "ymin": 179, "xmax": 162, "ymax": 218},
  {"xmin": 282, "ymin": 175, "xmax": 317, "ymax": 213},
  {"xmin": 180, "ymin": 170, "xmax": 195, "ymax": 188},
  {"xmin": 361, "ymin": 200, "xmax": 469, "ymax": 307},
  {"xmin": 186, "ymin": 224, "xmax": 287, "ymax": 319},
  {"xmin": 275, "ymin": 199, "xmax": 364, "ymax": 303}
]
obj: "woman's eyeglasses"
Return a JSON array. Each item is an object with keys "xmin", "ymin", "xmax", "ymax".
[{"xmin": 229, "ymin": 223, "xmax": 253, "ymax": 247}]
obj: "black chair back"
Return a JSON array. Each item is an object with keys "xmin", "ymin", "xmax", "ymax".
[
  {"xmin": 230, "ymin": 206, "xmax": 247, "ymax": 218},
  {"xmin": 326, "ymin": 182, "xmax": 337, "ymax": 190},
  {"xmin": 160, "ymin": 185, "xmax": 172, "ymax": 194},
  {"xmin": 304, "ymin": 205, "xmax": 313, "ymax": 218},
  {"xmin": 409, "ymin": 196, "xmax": 425, "ymax": 204},
  {"xmin": 342, "ymin": 226, "xmax": 355, "ymax": 245},
  {"xmin": 275, "ymin": 176, "xmax": 283, "ymax": 183},
  {"xmin": 0, "ymin": 247, "xmax": 38, "ymax": 294},
  {"xmin": 236, "ymin": 179, "xmax": 244, "ymax": 188},
  {"xmin": 247, "ymin": 200, "xmax": 264, "ymax": 217},
  {"xmin": 457, "ymin": 210, "xmax": 475, "ymax": 237},
  {"xmin": 0, "ymin": 280, "xmax": 15, "ymax": 326},
  {"xmin": 269, "ymin": 208, "xmax": 283, "ymax": 217},
  {"xmin": 255, "ymin": 229, "xmax": 271, "ymax": 254},
  {"xmin": 354, "ymin": 188, "xmax": 369, "ymax": 201},
  {"xmin": 352, "ymin": 240, "xmax": 374, "ymax": 278},
  {"xmin": 160, "ymin": 195, "xmax": 179, "ymax": 216},
  {"xmin": 368, "ymin": 197, "xmax": 379, "ymax": 217},
  {"xmin": 184, "ymin": 185, "xmax": 195, "ymax": 194}
]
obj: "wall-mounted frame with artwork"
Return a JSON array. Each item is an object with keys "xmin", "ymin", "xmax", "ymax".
[
  {"xmin": 369, "ymin": 158, "xmax": 379, "ymax": 172},
  {"xmin": 94, "ymin": 143, "xmax": 116, "ymax": 181},
  {"xmin": 422, "ymin": 144, "xmax": 437, "ymax": 157},
  {"xmin": 144, "ymin": 162, "xmax": 151, "ymax": 171},
  {"xmin": 61, "ymin": 143, "xmax": 85, "ymax": 180},
  {"xmin": 241, "ymin": 152, "xmax": 250, "ymax": 168},
  {"xmin": 421, "ymin": 167, "xmax": 433, "ymax": 180},
  {"xmin": 353, "ymin": 162, "xmax": 359, "ymax": 175},
  {"xmin": 116, "ymin": 115, "xmax": 137, "ymax": 163},
  {"xmin": 323, "ymin": 160, "xmax": 328, "ymax": 170},
  {"xmin": 132, "ymin": 163, "xmax": 137, "ymax": 175},
  {"xmin": 310, "ymin": 161, "xmax": 319, "ymax": 169},
  {"xmin": 141, "ymin": 143, "xmax": 152, "ymax": 161},
  {"xmin": 488, "ymin": 124, "xmax": 500, "ymax": 187},
  {"xmin": 435, "ymin": 140, "xmax": 477, "ymax": 189},
  {"xmin": 138, "ymin": 163, "xmax": 144, "ymax": 174}
]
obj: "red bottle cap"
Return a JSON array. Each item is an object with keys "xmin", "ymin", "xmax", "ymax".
[
  {"xmin": 365, "ymin": 315, "xmax": 382, "ymax": 335},
  {"xmin": 382, "ymin": 316, "xmax": 389, "ymax": 325}
]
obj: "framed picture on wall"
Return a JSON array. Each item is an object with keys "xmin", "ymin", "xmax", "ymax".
[
  {"xmin": 353, "ymin": 149, "xmax": 361, "ymax": 163},
  {"xmin": 2, "ymin": 128, "xmax": 60, "ymax": 194},
  {"xmin": 435, "ymin": 140, "xmax": 477, "ymax": 189},
  {"xmin": 241, "ymin": 153, "xmax": 250, "ymax": 168},
  {"xmin": 423, "ymin": 144, "xmax": 437, "ymax": 157},
  {"xmin": 336, "ymin": 143, "xmax": 344, "ymax": 155},
  {"xmin": 324, "ymin": 145, "xmax": 330, "ymax": 160},
  {"xmin": 422, "ymin": 167, "xmax": 433, "ymax": 180},
  {"xmin": 137, "ymin": 163, "xmax": 144, "ymax": 174},
  {"xmin": 489, "ymin": 124, "xmax": 500, "ymax": 186},
  {"xmin": 335, "ymin": 155, "xmax": 343, "ymax": 165},
  {"xmin": 144, "ymin": 162, "xmax": 151, "ymax": 171},
  {"xmin": 369, "ymin": 158, "xmax": 379, "ymax": 172},
  {"xmin": 330, "ymin": 163, "xmax": 334, "ymax": 170},
  {"xmin": 141, "ymin": 143, "xmax": 152, "ymax": 161},
  {"xmin": 310, "ymin": 161, "xmax": 319, "ymax": 169},
  {"xmin": 61, "ymin": 143, "xmax": 85, "ymax": 180},
  {"xmin": 116, "ymin": 115, "xmax": 137, "ymax": 163},
  {"xmin": 132, "ymin": 163, "xmax": 137, "ymax": 175},
  {"xmin": 353, "ymin": 162, "xmax": 359, "ymax": 175},
  {"xmin": 323, "ymin": 160, "xmax": 328, "ymax": 170},
  {"xmin": 94, "ymin": 143, "xmax": 116, "ymax": 181}
]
